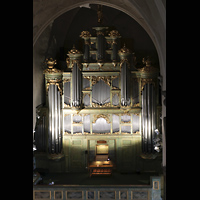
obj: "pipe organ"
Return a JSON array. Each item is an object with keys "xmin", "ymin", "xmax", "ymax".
[{"xmin": 34, "ymin": 22, "xmax": 161, "ymax": 172}]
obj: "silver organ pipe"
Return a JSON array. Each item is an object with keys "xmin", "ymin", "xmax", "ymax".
[
  {"xmin": 48, "ymin": 84, "xmax": 62, "ymax": 154},
  {"xmin": 142, "ymin": 83, "xmax": 157, "ymax": 153}
]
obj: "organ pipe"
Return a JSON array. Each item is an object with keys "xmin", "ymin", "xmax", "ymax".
[
  {"xmin": 67, "ymin": 45, "xmax": 83, "ymax": 109},
  {"xmin": 118, "ymin": 44, "xmax": 131, "ymax": 107},
  {"xmin": 142, "ymin": 83, "xmax": 156, "ymax": 153},
  {"xmin": 48, "ymin": 84, "xmax": 62, "ymax": 154}
]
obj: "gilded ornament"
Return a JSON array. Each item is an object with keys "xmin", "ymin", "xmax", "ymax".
[
  {"xmin": 118, "ymin": 44, "xmax": 130, "ymax": 54},
  {"xmin": 119, "ymin": 59, "xmax": 130, "ymax": 69},
  {"xmin": 138, "ymin": 56, "xmax": 159, "ymax": 73},
  {"xmin": 108, "ymin": 30, "xmax": 121, "ymax": 37},
  {"xmin": 64, "ymin": 103, "xmax": 71, "ymax": 108},
  {"xmin": 68, "ymin": 45, "xmax": 81, "ymax": 54},
  {"xmin": 141, "ymin": 78, "xmax": 156, "ymax": 92},
  {"xmin": 46, "ymin": 78, "xmax": 63, "ymax": 95},
  {"xmin": 133, "ymin": 103, "xmax": 140, "ymax": 107},
  {"xmin": 44, "ymin": 57, "xmax": 57, "ymax": 69},
  {"xmin": 71, "ymin": 59, "xmax": 82, "ymax": 71},
  {"xmin": 80, "ymin": 31, "xmax": 91, "ymax": 38},
  {"xmin": 93, "ymin": 114, "xmax": 110, "ymax": 124},
  {"xmin": 43, "ymin": 58, "xmax": 62, "ymax": 73},
  {"xmin": 91, "ymin": 76, "xmax": 111, "ymax": 86},
  {"xmin": 92, "ymin": 102, "xmax": 111, "ymax": 108}
]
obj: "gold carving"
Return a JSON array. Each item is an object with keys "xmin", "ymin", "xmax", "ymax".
[
  {"xmin": 83, "ymin": 76, "xmax": 90, "ymax": 81},
  {"xmin": 92, "ymin": 102, "xmax": 111, "ymax": 108},
  {"xmin": 112, "ymin": 62, "xmax": 117, "ymax": 67},
  {"xmin": 138, "ymin": 56, "xmax": 159, "ymax": 73},
  {"xmin": 92, "ymin": 132, "xmax": 111, "ymax": 135},
  {"xmin": 108, "ymin": 30, "xmax": 121, "ymax": 37},
  {"xmin": 66, "ymin": 57, "xmax": 70, "ymax": 68},
  {"xmin": 133, "ymin": 103, "xmax": 140, "ymax": 107},
  {"xmin": 119, "ymin": 59, "xmax": 130, "ymax": 69},
  {"xmin": 93, "ymin": 114, "xmax": 110, "ymax": 124},
  {"xmin": 133, "ymin": 113, "xmax": 140, "ymax": 116},
  {"xmin": 64, "ymin": 131, "xmax": 71, "ymax": 135},
  {"xmin": 121, "ymin": 132, "xmax": 131, "ymax": 135},
  {"xmin": 71, "ymin": 59, "xmax": 82, "ymax": 71},
  {"xmin": 121, "ymin": 113, "xmax": 131, "ymax": 116},
  {"xmin": 64, "ymin": 103, "xmax": 71, "ymax": 108},
  {"xmin": 44, "ymin": 57, "xmax": 56, "ymax": 68},
  {"xmin": 98, "ymin": 62, "xmax": 104, "ymax": 68},
  {"xmin": 91, "ymin": 76, "xmax": 111, "ymax": 86},
  {"xmin": 46, "ymin": 78, "xmax": 63, "ymax": 95},
  {"xmin": 68, "ymin": 45, "xmax": 81, "ymax": 54},
  {"xmin": 111, "ymin": 76, "xmax": 118, "ymax": 80},
  {"xmin": 118, "ymin": 44, "xmax": 130, "ymax": 54},
  {"xmin": 141, "ymin": 78, "xmax": 156, "ymax": 92},
  {"xmin": 43, "ymin": 58, "xmax": 62, "ymax": 73},
  {"xmin": 82, "ymin": 63, "xmax": 89, "ymax": 68},
  {"xmin": 80, "ymin": 31, "xmax": 91, "ymax": 38}
]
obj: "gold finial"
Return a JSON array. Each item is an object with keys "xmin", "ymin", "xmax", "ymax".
[
  {"xmin": 68, "ymin": 44, "xmax": 81, "ymax": 54},
  {"xmin": 43, "ymin": 58, "xmax": 62, "ymax": 73},
  {"xmin": 108, "ymin": 30, "xmax": 121, "ymax": 37},
  {"xmin": 118, "ymin": 43, "xmax": 130, "ymax": 54},
  {"xmin": 139, "ymin": 56, "xmax": 158, "ymax": 73},
  {"xmin": 80, "ymin": 31, "xmax": 91, "ymax": 38},
  {"xmin": 45, "ymin": 58, "xmax": 57, "ymax": 69},
  {"xmin": 142, "ymin": 56, "xmax": 151, "ymax": 67},
  {"xmin": 97, "ymin": 5, "xmax": 103, "ymax": 24}
]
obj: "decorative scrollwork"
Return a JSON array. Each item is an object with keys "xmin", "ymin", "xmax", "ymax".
[
  {"xmin": 141, "ymin": 78, "xmax": 156, "ymax": 93},
  {"xmin": 93, "ymin": 114, "xmax": 110, "ymax": 124},
  {"xmin": 92, "ymin": 102, "xmax": 111, "ymax": 108},
  {"xmin": 91, "ymin": 76, "xmax": 111, "ymax": 86},
  {"xmin": 46, "ymin": 78, "xmax": 63, "ymax": 95}
]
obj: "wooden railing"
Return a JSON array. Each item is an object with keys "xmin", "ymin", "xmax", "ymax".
[{"xmin": 33, "ymin": 176, "xmax": 161, "ymax": 200}]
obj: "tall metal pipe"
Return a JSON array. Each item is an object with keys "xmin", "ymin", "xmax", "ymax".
[
  {"xmin": 54, "ymin": 85, "xmax": 58, "ymax": 154},
  {"xmin": 51, "ymin": 85, "xmax": 55, "ymax": 154},
  {"xmin": 48, "ymin": 85, "xmax": 52, "ymax": 153},
  {"xmin": 58, "ymin": 91, "xmax": 61, "ymax": 153}
]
